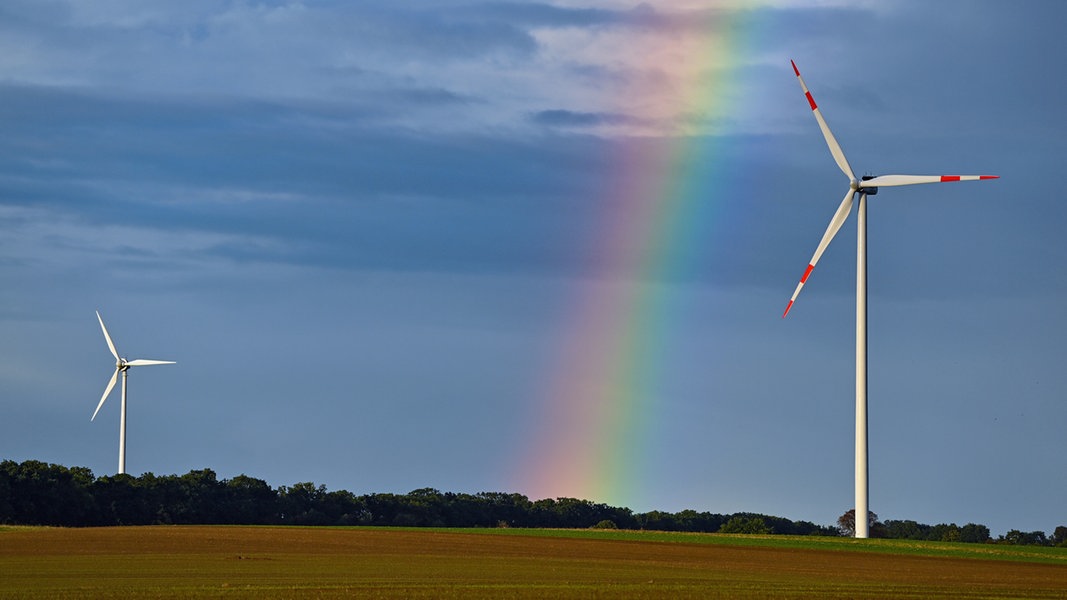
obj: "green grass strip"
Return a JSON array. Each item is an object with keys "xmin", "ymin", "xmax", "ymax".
[{"xmin": 318, "ymin": 526, "xmax": 1067, "ymax": 565}]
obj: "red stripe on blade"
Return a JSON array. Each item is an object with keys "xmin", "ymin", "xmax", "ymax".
[
  {"xmin": 791, "ymin": 60, "xmax": 800, "ymax": 76},
  {"xmin": 940, "ymin": 175, "xmax": 961, "ymax": 182},
  {"xmin": 805, "ymin": 91, "xmax": 817, "ymax": 111},
  {"xmin": 783, "ymin": 300, "xmax": 794, "ymax": 318},
  {"xmin": 980, "ymin": 175, "xmax": 999, "ymax": 180},
  {"xmin": 800, "ymin": 264, "xmax": 814, "ymax": 283}
]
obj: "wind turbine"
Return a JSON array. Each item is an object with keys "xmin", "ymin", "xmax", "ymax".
[
  {"xmin": 92, "ymin": 310, "xmax": 175, "ymax": 475},
  {"xmin": 783, "ymin": 61, "xmax": 997, "ymax": 538}
]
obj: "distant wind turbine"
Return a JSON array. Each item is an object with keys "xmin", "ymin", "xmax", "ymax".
[
  {"xmin": 783, "ymin": 61, "xmax": 997, "ymax": 538},
  {"xmin": 92, "ymin": 311, "xmax": 175, "ymax": 475}
]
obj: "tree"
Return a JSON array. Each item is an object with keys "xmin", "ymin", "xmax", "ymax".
[
  {"xmin": 959, "ymin": 523, "xmax": 990, "ymax": 544},
  {"xmin": 1052, "ymin": 526, "xmax": 1067, "ymax": 548},
  {"xmin": 401, "ymin": 488, "xmax": 448, "ymax": 527},
  {"xmin": 474, "ymin": 492, "xmax": 531, "ymax": 528},
  {"xmin": 222, "ymin": 475, "xmax": 278, "ymax": 524},
  {"xmin": 675, "ymin": 510, "xmax": 728, "ymax": 533},
  {"xmin": 837, "ymin": 509, "xmax": 880, "ymax": 537},
  {"xmin": 278, "ymin": 482, "xmax": 329, "ymax": 525},
  {"xmin": 92, "ymin": 474, "xmax": 145, "ymax": 525},
  {"xmin": 179, "ymin": 469, "xmax": 224, "ymax": 523},
  {"xmin": 1000, "ymin": 530, "xmax": 1049, "ymax": 546},
  {"xmin": 928, "ymin": 523, "xmax": 961, "ymax": 542},
  {"xmin": 0, "ymin": 463, "xmax": 12, "ymax": 523},
  {"xmin": 719, "ymin": 516, "xmax": 772, "ymax": 535},
  {"xmin": 883, "ymin": 519, "xmax": 926, "ymax": 540},
  {"xmin": 636, "ymin": 510, "xmax": 681, "ymax": 531}
]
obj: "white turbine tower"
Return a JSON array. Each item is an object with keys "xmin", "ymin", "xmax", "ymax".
[
  {"xmin": 91, "ymin": 311, "xmax": 175, "ymax": 475},
  {"xmin": 783, "ymin": 61, "xmax": 997, "ymax": 538}
]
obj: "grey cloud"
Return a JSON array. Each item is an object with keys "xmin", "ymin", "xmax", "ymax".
[
  {"xmin": 455, "ymin": 2, "xmax": 623, "ymax": 28},
  {"xmin": 530, "ymin": 109, "xmax": 635, "ymax": 128},
  {"xmin": 0, "ymin": 81, "xmax": 612, "ymax": 278},
  {"xmin": 0, "ymin": 3, "xmax": 539, "ymax": 101},
  {"xmin": 454, "ymin": 2, "xmax": 735, "ymax": 33}
]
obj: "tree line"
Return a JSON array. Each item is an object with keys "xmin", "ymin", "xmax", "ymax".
[
  {"xmin": 835, "ymin": 509, "xmax": 1063, "ymax": 546},
  {"xmin": 2, "ymin": 459, "xmax": 1063, "ymax": 546}
]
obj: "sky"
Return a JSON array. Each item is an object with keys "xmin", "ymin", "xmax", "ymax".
[{"xmin": 1, "ymin": 0, "xmax": 1065, "ymax": 536}]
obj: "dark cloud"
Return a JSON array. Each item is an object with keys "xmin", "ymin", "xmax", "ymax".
[
  {"xmin": 352, "ymin": 6, "xmax": 539, "ymax": 59},
  {"xmin": 0, "ymin": 81, "xmax": 615, "ymax": 279},
  {"xmin": 529, "ymin": 109, "xmax": 634, "ymax": 128},
  {"xmin": 455, "ymin": 2, "xmax": 623, "ymax": 28},
  {"xmin": 453, "ymin": 2, "xmax": 748, "ymax": 33}
]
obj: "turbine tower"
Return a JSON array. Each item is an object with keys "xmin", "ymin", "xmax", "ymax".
[
  {"xmin": 783, "ymin": 61, "xmax": 997, "ymax": 538},
  {"xmin": 92, "ymin": 311, "xmax": 175, "ymax": 475}
]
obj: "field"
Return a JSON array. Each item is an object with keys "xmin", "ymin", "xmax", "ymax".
[{"xmin": 2, "ymin": 526, "xmax": 1066, "ymax": 598}]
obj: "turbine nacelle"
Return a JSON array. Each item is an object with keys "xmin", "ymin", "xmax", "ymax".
[
  {"xmin": 847, "ymin": 177, "xmax": 877, "ymax": 195},
  {"xmin": 859, "ymin": 175, "xmax": 878, "ymax": 195}
]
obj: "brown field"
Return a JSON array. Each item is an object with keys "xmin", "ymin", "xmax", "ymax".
[{"xmin": 1, "ymin": 526, "xmax": 1065, "ymax": 598}]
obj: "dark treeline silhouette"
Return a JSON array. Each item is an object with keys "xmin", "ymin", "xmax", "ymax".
[
  {"xmin": 2, "ymin": 460, "xmax": 1063, "ymax": 546},
  {"xmin": 835, "ymin": 509, "xmax": 1035, "ymax": 545},
  {"xmin": 0, "ymin": 460, "xmax": 831, "ymax": 532}
]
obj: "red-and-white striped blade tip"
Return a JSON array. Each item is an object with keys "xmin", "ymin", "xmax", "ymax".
[
  {"xmin": 783, "ymin": 264, "xmax": 814, "ymax": 318},
  {"xmin": 791, "ymin": 61, "xmax": 818, "ymax": 110},
  {"xmin": 790, "ymin": 61, "xmax": 855, "ymax": 181},
  {"xmin": 941, "ymin": 175, "xmax": 999, "ymax": 182}
]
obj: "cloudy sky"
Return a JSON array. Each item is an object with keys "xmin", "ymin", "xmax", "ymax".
[{"xmin": 2, "ymin": 0, "xmax": 1064, "ymax": 535}]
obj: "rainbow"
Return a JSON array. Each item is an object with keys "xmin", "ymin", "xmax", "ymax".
[{"xmin": 515, "ymin": 9, "xmax": 756, "ymax": 508}]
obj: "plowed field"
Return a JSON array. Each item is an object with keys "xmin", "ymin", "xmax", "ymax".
[{"xmin": 2, "ymin": 526, "xmax": 1065, "ymax": 598}]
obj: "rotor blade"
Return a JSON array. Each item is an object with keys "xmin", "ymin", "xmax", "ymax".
[
  {"xmin": 96, "ymin": 311, "xmax": 119, "ymax": 361},
  {"xmin": 125, "ymin": 359, "xmax": 176, "ymax": 367},
  {"xmin": 783, "ymin": 188, "xmax": 856, "ymax": 318},
  {"xmin": 859, "ymin": 174, "xmax": 999, "ymax": 188},
  {"xmin": 791, "ymin": 60, "xmax": 855, "ymax": 181},
  {"xmin": 92, "ymin": 368, "xmax": 120, "ymax": 421}
]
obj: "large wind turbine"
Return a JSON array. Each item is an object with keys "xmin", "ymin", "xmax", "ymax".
[
  {"xmin": 92, "ymin": 311, "xmax": 175, "ymax": 475},
  {"xmin": 783, "ymin": 61, "xmax": 997, "ymax": 538}
]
